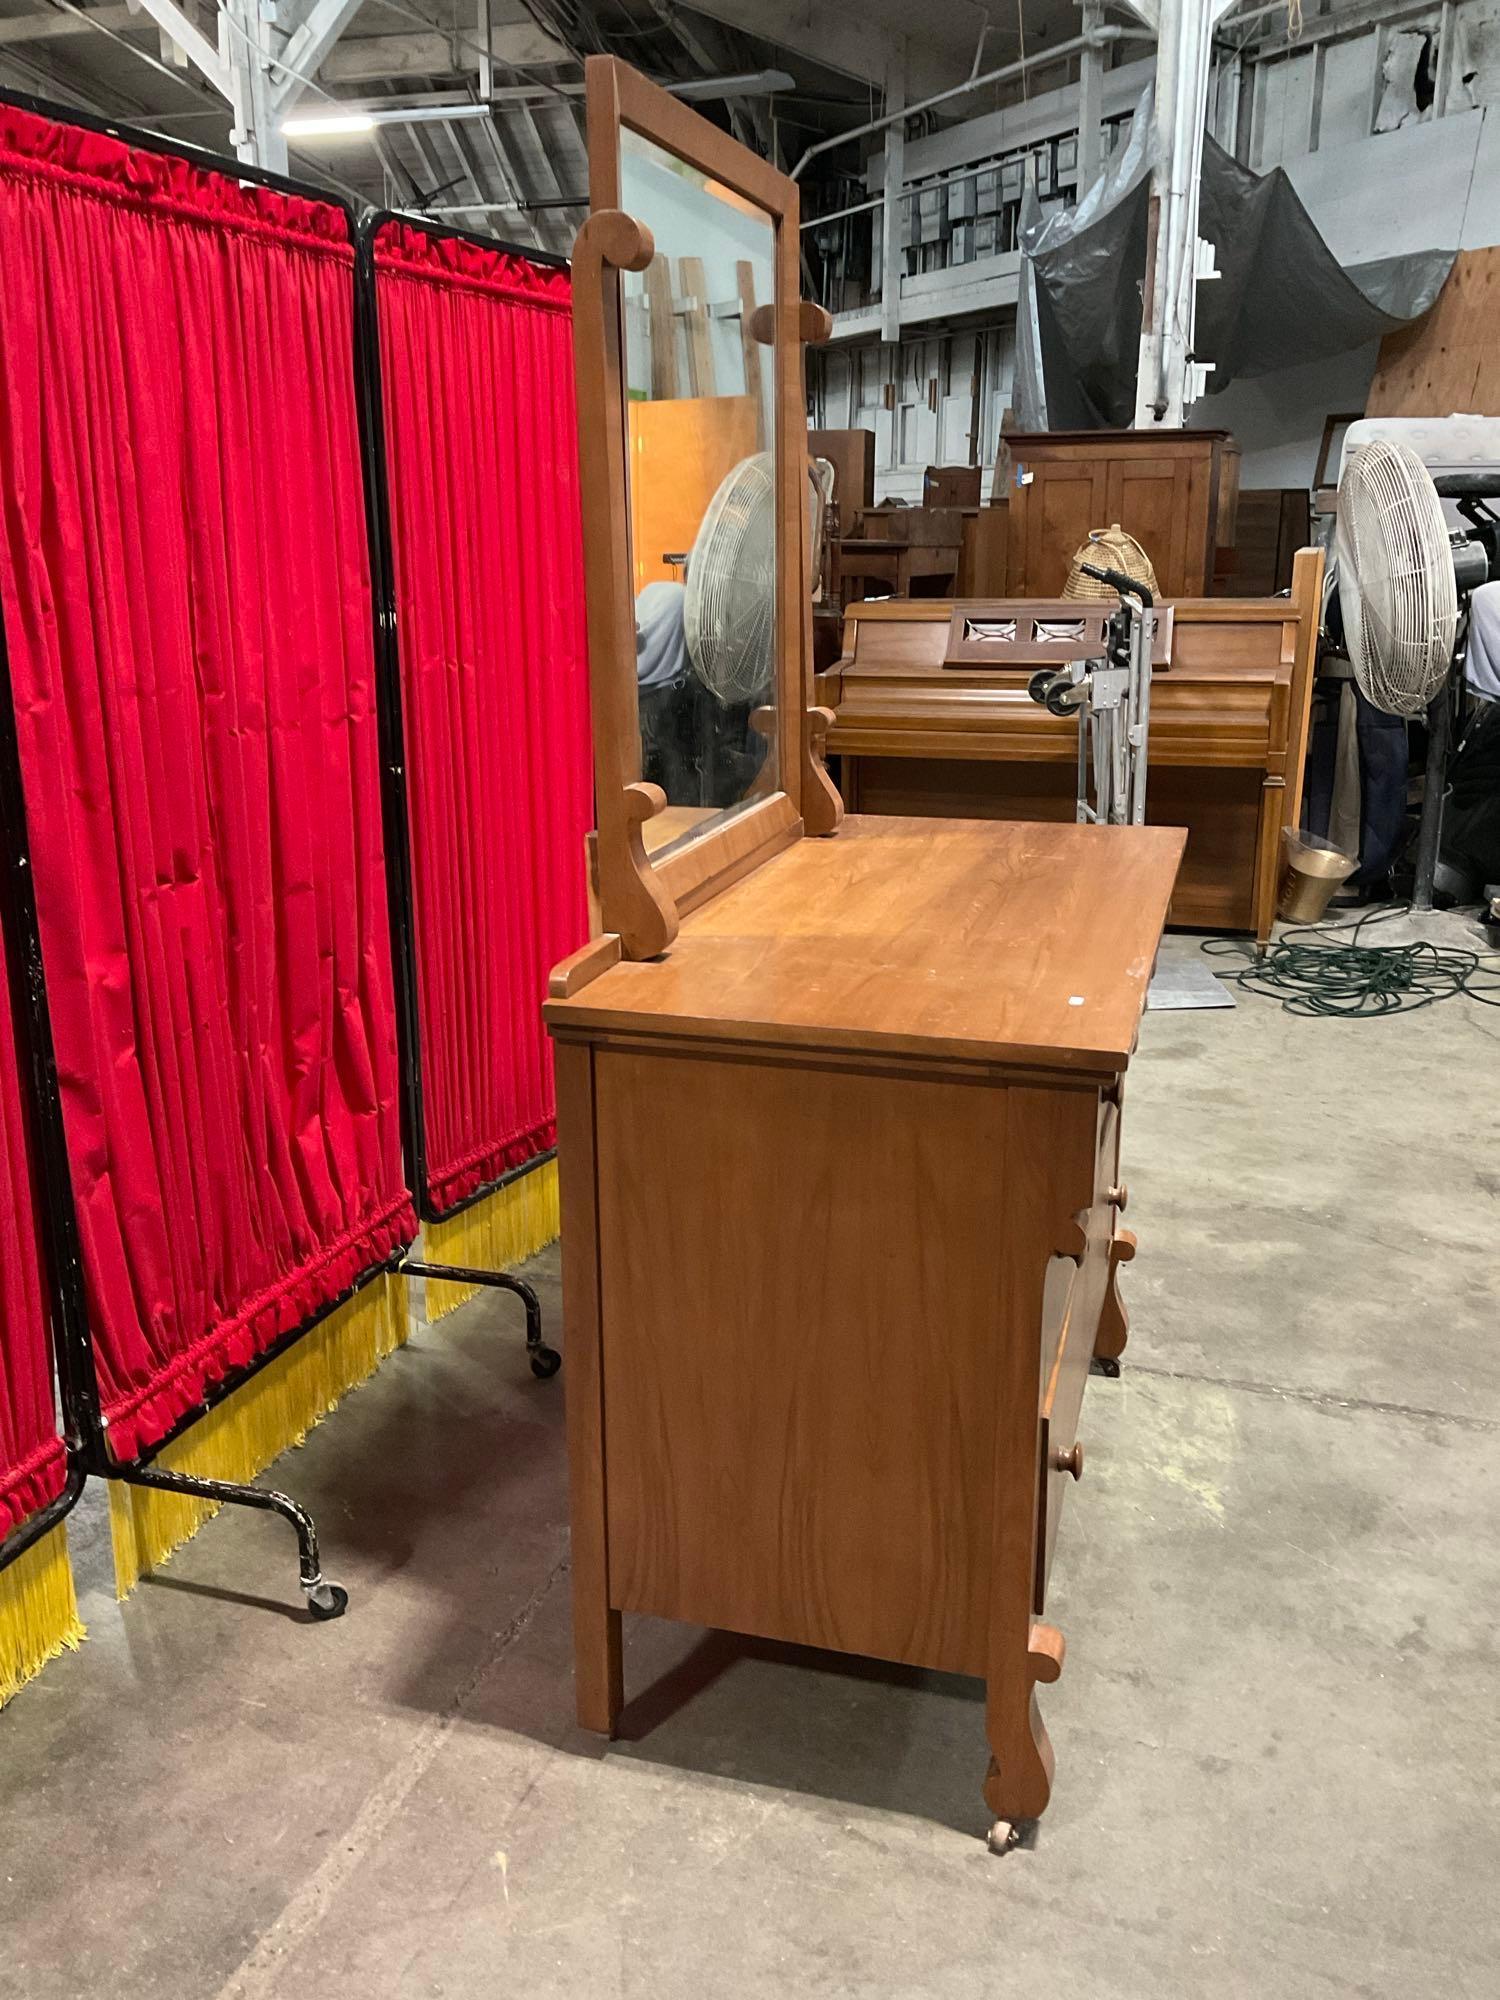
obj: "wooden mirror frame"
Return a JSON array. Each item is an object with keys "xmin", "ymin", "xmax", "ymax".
[{"xmin": 573, "ymin": 56, "xmax": 842, "ymax": 961}]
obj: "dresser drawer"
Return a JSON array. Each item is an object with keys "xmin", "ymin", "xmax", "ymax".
[
  {"xmin": 1095, "ymin": 1095, "xmax": 1121, "ymax": 1207},
  {"xmin": 1037, "ymin": 1253, "xmax": 1078, "ymax": 1406},
  {"xmin": 1033, "ymin": 1090, "xmax": 1124, "ymax": 1612},
  {"xmin": 1033, "ymin": 1246, "xmax": 1098, "ymax": 1612}
]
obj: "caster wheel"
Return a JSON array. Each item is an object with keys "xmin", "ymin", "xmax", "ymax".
[
  {"xmin": 306, "ymin": 1581, "xmax": 349, "ymax": 1622},
  {"xmin": 1091, "ymin": 1355, "xmax": 1121, "ymax": 1380},
  {"xmin": 987, "ymin": 1820, "xmax": 1016, "ymax": 1857},
  {"xmin": 530, "ymin": 1344, "xmax": 562, "ymax": 1380}
]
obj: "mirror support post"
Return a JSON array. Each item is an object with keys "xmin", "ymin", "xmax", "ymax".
[{"xmin": 573, "ymin": 207, "xmax": 680, "ymax": 961}]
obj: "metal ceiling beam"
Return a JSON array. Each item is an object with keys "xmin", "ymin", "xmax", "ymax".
[
  {"xmin": 128, "ymin": 0, "xmax": 227, "ymax": 93},
  {"xmin": 482, "ymin": 100, "xmax": 548, "ymax": 248},
  {"xmin": 320, "ymin": 24, "xmax": 568, "ymax": 82},
  {"xmin": 689, "ymin": 0, "xmax": 894, "ymax": 88},
  {"xmin": 447, "ymin": 114, "xmax": 495, "ymax": 210},
  {"xmin": 0, "ymin": 7, "xmax": 138, "ymax": 44},
  {"xmin": 275, "ymin": 0, "xmax": 369, "ymax": 107},
  {"xmin": 515, "ymin": 97, "xmax": 563, "ymax": 198}
]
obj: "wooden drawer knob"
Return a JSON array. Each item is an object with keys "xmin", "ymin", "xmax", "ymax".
[
  {"xmin": 1107, "ymin": 1183, "xmax": 1129, "ymax": 1211},
  {"xmin": 1054, "ymin": 1442, "xmax": 1084, "ymax": 1481}
]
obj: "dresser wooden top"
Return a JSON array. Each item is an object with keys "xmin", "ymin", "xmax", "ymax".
[{"xmin": 546, "ymin": 814, "xmax": 1185, "ymax": 1074}]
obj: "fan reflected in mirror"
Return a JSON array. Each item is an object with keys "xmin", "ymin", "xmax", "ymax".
[{"xmin": 619, "ymin": 124, "xmax": 780, "ymax": 859}]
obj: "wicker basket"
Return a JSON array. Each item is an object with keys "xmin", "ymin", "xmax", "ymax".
[{"xmin": 1062, "ymin": 524, "xmax": 1160, "ymax": 602}]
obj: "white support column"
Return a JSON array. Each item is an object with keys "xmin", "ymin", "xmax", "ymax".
[
  {"xmin": 476, "ymin": 0, "xmax": 492, "ymax": 100},
  {"xmin": 879, "ymin": 40, "xmax": 905, "ymax": 349},
  {"xmin": 219, "ymin": 0, "xmax": 288, "ymax": 172},
  {"xmin": 1130, "ymin": 0, "xmax": 1239, "ymax": 429},
  {"xmin": 76, "ymin": 0, "xmax": 372, "ymax": 172},
  {"xmin": 1215, "ymin": 48, "xmax": 1243, "ymax": 152},
  {"xmin": 1077, "ymin": 1, "xmax": 1106, "ymax": 198}
]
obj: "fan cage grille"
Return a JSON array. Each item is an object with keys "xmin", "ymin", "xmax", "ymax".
[
  {"xmin": 1335, "ymin": 439, "xmax": 1457, "ymax": 717},
  {"xmin": 684, "ymin": 453, "xmax": 777, "ymax": 706}
]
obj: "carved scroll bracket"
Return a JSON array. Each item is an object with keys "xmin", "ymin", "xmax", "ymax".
[
  {"xmin": 1054, "ymin": 1212, "xmax": 1090, "ymax": 1265},
  {"xmin": 984, "ymin": 1619, "xmax": 1066, "ymax": 1826},
  {"xmin": 802, "ymin": 705, "xmax": 844, "ymax": 838},
  {"xmin": 1097, "ymin": 1224, "xmax": 1137, "ymax": 1367},
  {"xmin": 576, "ymin": 206, "xmax": 654, "ymax": 276}
]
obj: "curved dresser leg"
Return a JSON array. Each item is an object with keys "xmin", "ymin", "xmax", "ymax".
[
  {"xmin": 984, "ymin": 1621, "xmax": 1065, "ymax": 1848},
  {"xmin": 1095, "ymin": 1225, "xmax": 1138, "ymax": 1370}
]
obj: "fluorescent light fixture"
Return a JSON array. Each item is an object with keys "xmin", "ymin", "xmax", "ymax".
[
  {"xmin": 284, "ymin": 103, "xmax": 498, "ymax": 139},
  {"xmin": 282, "ymin": 112, "xmax": 377, "ymax": 138},
  {"xmin": 669, "ymin": 69, "xmax": 796, "ymax": 102}
]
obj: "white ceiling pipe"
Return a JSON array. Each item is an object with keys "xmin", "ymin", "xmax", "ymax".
[{"xmin": 790, "ymin": 28, "xmax": 1124, "ymax": 181}]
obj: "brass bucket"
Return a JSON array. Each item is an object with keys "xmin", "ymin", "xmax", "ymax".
[{"xmin": 1277, "ymin": 827, "xmax": 1357, "ymax": 924}]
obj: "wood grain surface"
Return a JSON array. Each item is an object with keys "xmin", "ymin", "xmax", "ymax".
[
  {"xmin": 593, "ymin": 1046, "xmax": 1019, "ymax": 1676},
  {"xmin": 1367, "ymin": 246, "xmax": 1500, "ymax": 419},
  {"xmin": 547, "ymin": 812, "xmax": 1184, "ymax": 1073}
]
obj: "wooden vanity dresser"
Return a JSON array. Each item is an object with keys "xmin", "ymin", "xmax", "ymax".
[{"xmin": 550, "ymin": 56, "xmax": 1185, "ymax": 1847}]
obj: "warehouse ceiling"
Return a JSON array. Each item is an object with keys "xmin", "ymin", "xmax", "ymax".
[{"xmin": 0, "ymin": 0, "xmax": 1104, "ymax": 252}]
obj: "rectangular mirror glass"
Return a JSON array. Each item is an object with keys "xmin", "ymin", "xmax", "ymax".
[{"xmin": 618, "ymin": 126, "xmax": 779, "ymax": 860}]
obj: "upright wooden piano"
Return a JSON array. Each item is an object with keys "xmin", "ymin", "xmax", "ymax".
[{"xmin": 818, "ymin": 547, "xmax": 1324, "ymax": 943}]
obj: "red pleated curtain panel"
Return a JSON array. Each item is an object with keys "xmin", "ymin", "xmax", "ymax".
[
  {"xmin": 0, "ymin": 104, "xmax": 416, "ymax": 1594},
  {"xmin": 0, "ymin": 903, "xmax": 81, "ymax": 1699},
  {"xmin": 371, "ymin": 220, "xmax": 591, "ymax": 1305}
]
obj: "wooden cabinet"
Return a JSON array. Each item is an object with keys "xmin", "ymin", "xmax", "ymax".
[
  {"xmin": 1003, "ymin": 429, "xmax": 1240, "ymax": 598},
  {"xmin": 548, "ymin": 817, "xmax": 1182, "ymax": 1838},
  {"xmin": 808, "ymin": 426, "xmax": 876, "ymax": 512},
  {"xmin": 564, "ymin": 55, "xmax": 1186, "ymax": 1846}
]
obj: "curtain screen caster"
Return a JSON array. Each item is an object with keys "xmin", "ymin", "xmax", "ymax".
[
  {"xmin": 530, "ymin": 1345, "xmax": 562, "ymax": 1380},
  {"xmin": 305, "ymin": 1579, "xmax": 349, "ymax": 1621},
  {"xmin": 1091, "ymin": 1355, "xmax": 1121, "ymax": 1379},
  {"xmin": 987, "ymin": 1820, "xmax": 1017, "ymax": 1856}
]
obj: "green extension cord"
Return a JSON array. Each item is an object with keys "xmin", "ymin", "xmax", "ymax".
[{"xmin": 1203, "ymin": 906, "xmax": 1500, "ymax": 1018}]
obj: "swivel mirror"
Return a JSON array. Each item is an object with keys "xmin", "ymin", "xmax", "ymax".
[
  {"xmin": 617, "ymin": 128, "xmax": 780, "ymax": 858},
  {"xmin": 572, "ymin": 57, "xmax": 838, "ymax": 962}
]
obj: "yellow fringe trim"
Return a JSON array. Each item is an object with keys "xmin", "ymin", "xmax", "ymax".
[
  {"xmin": 422, "ymin": 1157, "xmax": 559, "ymax": 1322},
  {"xmin": 0, "ymin": 1521, "xmax": 84, "ymax": 1707},
  {"xmin": 108, "ymin": 1272, "xmax": 410, "ymax": 1600}
]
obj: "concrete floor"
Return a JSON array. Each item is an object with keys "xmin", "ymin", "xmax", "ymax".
[{"xmin": 4, "ymin": 921, "xmax": 1500, "ymax": 1999}]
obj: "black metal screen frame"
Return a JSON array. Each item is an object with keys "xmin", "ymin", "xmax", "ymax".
[
  {"xmin": 0, "ymin": 97, "xmax": 402, "ymax": 1607},
  {"xmin": 0, "ymin": 93, "xmax": 561, "ymax": 1608},
  {"xmin": 357, "ymin": 206, "xmax": 571, "ymax": 1232}
]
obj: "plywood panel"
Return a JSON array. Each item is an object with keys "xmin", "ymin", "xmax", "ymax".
[
  {"xmin": 678, "ymin": 256, "xmax": 716, "ymax": 396},
  {"xmin": 644, "ymin": 254, "xmax": 679, "ymax": 397},
  {"xmin": 627, "ymin": 393, "xmax": 758, "ymax": 588},
  {"xmin": 1367, "ymin": 247, "xmax": 1500, "ymax": 417}
]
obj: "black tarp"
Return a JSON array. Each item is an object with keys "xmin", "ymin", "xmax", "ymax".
[{"xmin": 1028, "ymin": 127, "xmax": 1455, "ymax": 429}]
